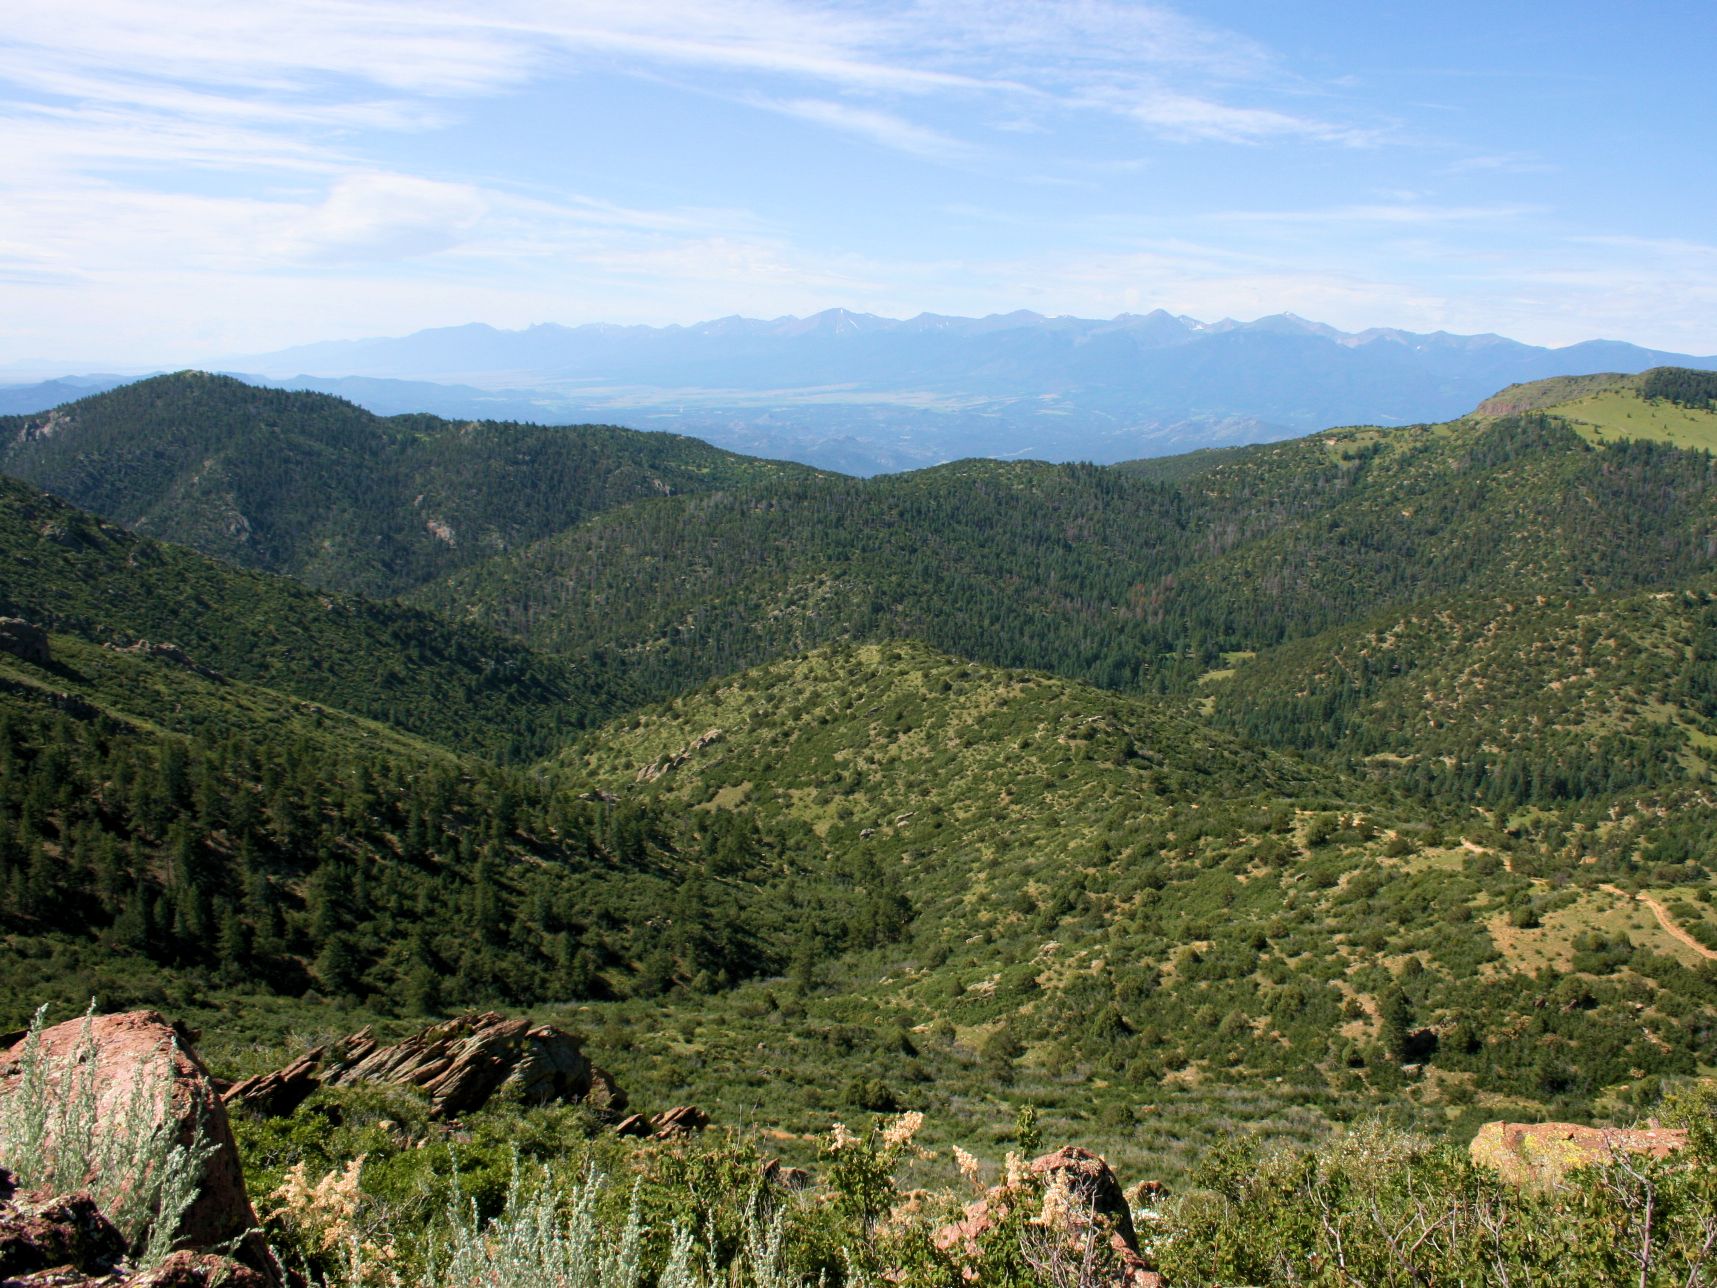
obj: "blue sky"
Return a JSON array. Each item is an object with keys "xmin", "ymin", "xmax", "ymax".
[{"xmin": 3, "ymin": 0, "xmax": 1714, "ymax": 365}]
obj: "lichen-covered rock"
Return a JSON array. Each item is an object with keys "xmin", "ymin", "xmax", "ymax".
[{"xmin": 1470, "ymin": 1120, "xmax": 1689, "ymax": 1186}]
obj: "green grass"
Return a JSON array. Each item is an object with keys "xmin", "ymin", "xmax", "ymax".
[{"xmin": 1552, "ymin": 389, "xmax": 1717, "ymax": 451}]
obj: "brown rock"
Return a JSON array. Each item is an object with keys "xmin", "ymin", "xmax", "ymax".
[
  {"xmin": 0, "ymin": 1180, "xmax": 126, "ymax": 1279},
  {"xmin": 0, "ymin": 1013, "xmax": 259, "ymax": 1267},
  {"xmin": 222, "ymin": 1048, "xmax": 325, "ymax": 1120},
  {"xmin": 1032, "ymin": 1148, "xmax": 1160, "ymax": 1288},
  {"xmin": 1470, "ymin": 1120, "xmax": 1689, "ymax": 1187},
  {"xmin": 1030, "ymin": 1147, "xmax": 1138, "ymax": 1249},
  {"xmin": 222, "ymin": 1028, "xmax": 375, "ymax": 1120},
  {"xmin": 584, "ymin": 1066, "xmax": 627, "ymax": 1115},
  {"xmin": 613, "ymin": 1114, "xmax": 650, "ymax": 1138},
  {"xmin": 649, "ymin": 1106, "xmax": 709, "ymax": 1138},
  {"xmin": 760, "ymin": 1159, "xmax": 811, "ymax": 1191},
  {"xmin": 0, "ymin": 619, "xmax": 50, "ymax": 668},
  {"xmin": 320, "ymin": 1014, "xmax": 611, "ymax": 1119}
]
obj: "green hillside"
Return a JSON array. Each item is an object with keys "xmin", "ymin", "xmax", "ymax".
[
  {"xmin": 417, "ymin": 412, "xmax": 1717, "ymax": 708},
  {"xmin": 416, "ymin": 459, "xmax": 1204, "ymax": 698},
  {"xmin": 540, "ymin": 642, "xmax": 1715, "ymax": 1167},
  {"xmin": 3, "ymin": 371, "xmax": 1716, "ymax": 1210},
  {"xmin": 0, "ymin": 372, "xmax": 818, "ymax": 599},
  {"xmin": 1150, "ymin": 415, "xmax": 1717, "ymax": 653},
  {"xmin": 1476, "ymin": 365, "xmax": 1717, "ymax": 451},
  {"xmin": 0, "ymin": 473, "xmax": 628, "ymax": 757},
  {"xmin": 1209, "ymin": 584, "xmax": 1717, "ymax": 808},
  {"xmin": 0, "ymin": 625, "xmax": 796, "ymax": 1025}
]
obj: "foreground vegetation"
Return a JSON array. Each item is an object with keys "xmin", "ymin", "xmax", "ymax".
[
  {"xmin": 247, "ymin": 1089, "xmax": 1717, "ymax": 1286},
  {"xmin": 7, "ymin": 1003, "xmax": 1715, "ymax": 1286}
]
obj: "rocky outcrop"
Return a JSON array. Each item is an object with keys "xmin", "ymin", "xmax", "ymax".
[
  {"xmin": 220, "ymin": 1048, "xmax": 328, "ymax": 1121},
  {"xmin": 225, "ymin": 1013, "xmax": 625, "ymax": 1121},
  {"xmin": 934, "ymin": 1147, "xmax": 1162, "ymax": 1287},
  {"xmin": 112, "ymin": 641, "xmax": 223, "ymax": 684},
  {"xmin": 636, "ymin": 728, "xmax": 723, "ymax": 783},
  {"xmin": 0, "ymin": 1173, "xmax": 126, "ymax": 1281},
  {"xmin": 1470, "ymin": 1120, "xmax": 1689, "ymax": 1186},
  {"xmin": 612, "ymin": 1105, "xmax": 709, "ymax": 1141},
  {"xmin": 221, "ymin": 1028, "xmax": 379, "ymax": 1120},
  {"xmin": 0, "ymin": 619, "xmax": 50, "ymax": 668},
  {"xmin": 648, "ymin": 1106, "xmax": 709, "ymax": 1138}
]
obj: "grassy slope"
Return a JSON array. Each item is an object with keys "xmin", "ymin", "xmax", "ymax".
[
  {"xmin": 1548, "ymin": 389, "xmax": 1717, "ymax": 452},
  {"xmin": 1476, "ymin": 367, "xmax": 1717, "ymax": 451}
]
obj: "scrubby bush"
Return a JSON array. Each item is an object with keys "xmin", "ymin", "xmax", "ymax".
[{"xmin": 0, "ymin": 1004, "xmax": 212, "ymax": 1266}]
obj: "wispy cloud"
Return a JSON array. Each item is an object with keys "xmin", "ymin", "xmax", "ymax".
[
  {"xmin": 1104, "ymin": 89, "xmax": 1378, "ymax": 146},
  {"xmin": 752, "ymin": 96, "xmax": 978, "ymax": 160},
  {"xmin": 4, "ymin": 1, "xmax": 1705, "ymax": 359},
  {"xmin": 1211, "ymin": 203, "xmax": 1538, "ymax": 226}
]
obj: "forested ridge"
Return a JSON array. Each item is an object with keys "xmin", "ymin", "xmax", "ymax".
[
  {"xmin": 417, "ymin": 407, "xmax": 1717, "ymax": 704},
  {"xmin": 0, "ymin": 371, "xmax": 818, "ymax": 599},
  {"xmin": 0, "ymin": 474, "xmax": 631, "ymax": 756}
]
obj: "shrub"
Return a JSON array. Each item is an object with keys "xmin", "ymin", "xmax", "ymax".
[{"xmin": 0, "ymin": 1004, "xmax": 213, "ymax": 1266}]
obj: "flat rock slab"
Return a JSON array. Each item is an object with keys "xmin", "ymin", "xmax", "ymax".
[{"xmin": 1471, "ymin": 1120, "xmax": 1689, "ymax": 1186}]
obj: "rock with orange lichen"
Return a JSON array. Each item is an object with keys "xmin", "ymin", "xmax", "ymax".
[{"xmin": 1470, "ymin": 1120, "xmax": 1689, "ymax": 1187}]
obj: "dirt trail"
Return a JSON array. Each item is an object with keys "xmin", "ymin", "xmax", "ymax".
[{"xmin": 1601, "ymin": 883, "xmax": 1717, "ymax": 962}]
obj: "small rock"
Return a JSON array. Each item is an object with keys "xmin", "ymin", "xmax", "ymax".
[
  {"xmin": 0, "ymin": 1183, "xmax": 126, "ymax": 1279},
  {"xmin": 650, "ymin": 1106, "xmax": 709, "ymax": 1138},
  {"xmin": 613, "ymin": 1114, "xmax": 651, "ymax": 1138}
]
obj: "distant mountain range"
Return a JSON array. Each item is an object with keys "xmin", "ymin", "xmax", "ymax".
[{"xmin": 4, "ymin": 309, "xmax": 1713, "ymax": 473}]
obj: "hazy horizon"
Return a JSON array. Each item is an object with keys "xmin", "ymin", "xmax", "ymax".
[{"xmin": 4, "ymin": 2, "xmax": 1714, "ymax": 368}]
